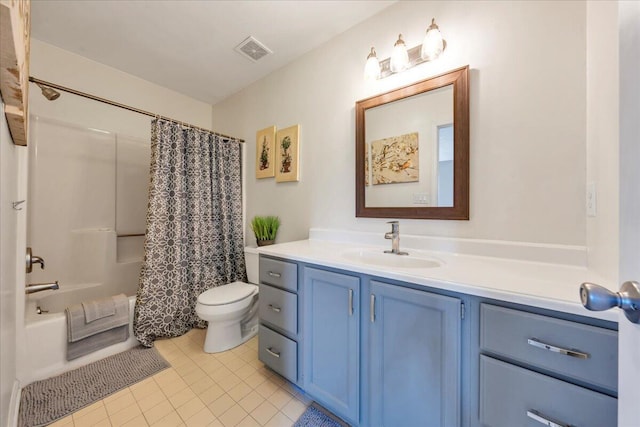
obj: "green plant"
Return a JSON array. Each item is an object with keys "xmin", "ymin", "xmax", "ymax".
[
  {"xmin": 281, "ymin": 136, "xmax": 291, "ymax": 152},
  {"xmin": 251, "ymin": 216, "xmax": 280, "ymax": 241}
]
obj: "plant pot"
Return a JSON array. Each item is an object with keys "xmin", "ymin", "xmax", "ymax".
[{"xmin": 256, "ymin": 239, "xmax": 275, "ymax": 247}]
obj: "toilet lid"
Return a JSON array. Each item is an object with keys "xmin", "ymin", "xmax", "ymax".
[{"xmin": 198, "ymin": 281, "xmax": 257, "ymax": 306}]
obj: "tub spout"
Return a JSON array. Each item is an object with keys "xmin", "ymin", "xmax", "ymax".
[{"xmin": 26, "ymin": 281, "xmax": 59, "ymax": 294}]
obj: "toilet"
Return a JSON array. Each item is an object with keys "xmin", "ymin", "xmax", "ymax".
[{"xmin": 195, "ymin": 248, "xmax": 260, "ymax": 353}]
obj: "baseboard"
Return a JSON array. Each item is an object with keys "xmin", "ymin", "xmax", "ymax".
[{"xmin": 8, "ymin": 380, "xmax": 21, "ymax": 427}]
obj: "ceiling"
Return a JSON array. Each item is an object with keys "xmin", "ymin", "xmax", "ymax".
[{"xmin": 30, "ymin": 1, "xmax": 395, "ymax": 105}]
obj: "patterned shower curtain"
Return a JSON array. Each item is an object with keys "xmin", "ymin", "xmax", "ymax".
[{"xmin": 134, "ymin": 119, "xmax": 246, "ymax": 347}]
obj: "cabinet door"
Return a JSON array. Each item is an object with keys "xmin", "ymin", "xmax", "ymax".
[
  {"xmin": 369, "ymin": 281, "xmax": 461, "ymax": 427},
  {"xmin": 303, "ymin": 267, "xmax": 360, "ymax": 424}
]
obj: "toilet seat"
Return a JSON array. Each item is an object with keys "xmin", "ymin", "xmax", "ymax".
[{"xmin": 198, "ymin": 281, "xmax": 257, "ymax": 306}]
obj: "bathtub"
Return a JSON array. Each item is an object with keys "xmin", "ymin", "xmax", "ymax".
[{"xmin": 24, "ymin": 294, "xmax": 139, "ymax": 384}]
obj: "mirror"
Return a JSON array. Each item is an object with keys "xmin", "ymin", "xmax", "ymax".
[{"xmin": 356, "ymin": 66, "xmax": 469, "ymax": 219}]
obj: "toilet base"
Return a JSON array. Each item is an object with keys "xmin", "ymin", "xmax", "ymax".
[{"xmin": 203, "ymin": 321, "xmax": 259, "ymax": 353}]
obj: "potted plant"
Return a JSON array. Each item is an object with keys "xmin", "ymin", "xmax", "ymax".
[{"xmin": 251, "ymin": 215, "xmax": 280, "ymax": 246}]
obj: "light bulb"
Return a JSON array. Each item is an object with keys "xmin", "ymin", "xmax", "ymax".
[
  {"xmin": 421, "ymin": 18, "xmax": 445, "ymax": 61},
  {"xmin": 364, "ymin": 47, "xmax": 381, "ymax": 80},
  {"xmin": 390, "ymin": 34, "xmax": 409, "ymax": 73}
]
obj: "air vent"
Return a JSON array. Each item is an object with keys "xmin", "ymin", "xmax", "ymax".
[{"xmin": 234, "ymin": 36, "xmax": 273, "ymax": 62}]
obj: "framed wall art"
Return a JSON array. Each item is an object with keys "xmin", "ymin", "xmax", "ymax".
[
  {"xmin": 256, "ymin": 125, "xmax": 276, "ymax": 178},
  {"xmin": 275, "ymin": 125, "xmax": 300, "ymax": 182}
]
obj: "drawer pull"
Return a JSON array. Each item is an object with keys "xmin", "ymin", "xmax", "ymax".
[
  {"xmin": 265, "ymin": 347, "xmax": 281, "ymax": 358},
  {"xmin": 268, "ymin": 271, "xmax": 281, "ymax": 278},
  {"xmin": 527, "ymin": 338, "xmax": 589, "ymax": 359},
  {"xmin": 349, "ymin": 289, "xmax": 354, "ymax": 316},
  {"xmin": 526, "ymin": 409, "xmax": 571, "ymax": 427},
  {"xmin": 268, "ymin": 304, "xmax": 281, "ymax": 313}
]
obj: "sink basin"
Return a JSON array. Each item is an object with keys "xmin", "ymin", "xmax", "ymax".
[{"xmin": 341, "ymin": 250, "xmax": 443, "ymax": 269}]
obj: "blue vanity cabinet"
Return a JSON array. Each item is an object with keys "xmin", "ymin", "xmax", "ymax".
[
  {"xmin": 258, "ymin": 256, "xmax": 301, "ymax": 385},
  {"xmin": 478, "ymin": 303, "xmax": 618, "ymax": 427},
  {"xmin": 302, "ymin": 266, "xmax": 361, "ymax": 425},
  {"xmin": 368, "ymin": 280, "xmax": 462, "ymax": 427}
]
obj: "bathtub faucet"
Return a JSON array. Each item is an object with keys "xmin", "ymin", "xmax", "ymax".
[{"xmin": 25, "ymin": 281, "xmax": 59, "ymax": 294}]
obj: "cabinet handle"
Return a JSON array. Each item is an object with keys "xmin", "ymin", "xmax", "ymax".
[
  {"xmin": 527, "ymin": 338, "xmax": 589, "ymax": 359},
  {"xmin": 349, "ymin": 289, "xmax": 354, "ymax": 316},
  {"xmin": 526, "ymin": 409, "xmax": 570, "ymax": 427},
  {"xmin": 268, "ymin": 271, "xmax": 281, "ymax": 278},
  {"xmin": 265, "ymin": 347, "xmax": 281, "ymax": 358},
  {"xmin": 268, "ymin": 304, "xmax": 281, "ymax": 313},
  {"xmin": 370, "ymin": 294, "xmax": 376, "ymax": 323}
]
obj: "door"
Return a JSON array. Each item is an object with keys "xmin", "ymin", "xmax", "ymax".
[
  {"xmin": 303, "ymin": 267, "xmax": 360, "ymax": 424},
  {"xmin": 369, "ymin": 281, "xmax": 461, "ymax": 427},
  {"xmin": 618, "ymin": 2, "xmax": 639, "ymax": 424}
]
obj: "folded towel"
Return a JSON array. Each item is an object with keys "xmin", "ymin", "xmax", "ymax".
[
  {"xmin": 82, "ymin": 296, "xmax": 116, "ymax": 323},
  {"xmin": 66, "ymin": 294, "xmax": 129, "ymax": 342},
  {"xmin": 67, "ymin": 325, "xmax": 129, "ymax": 360}
]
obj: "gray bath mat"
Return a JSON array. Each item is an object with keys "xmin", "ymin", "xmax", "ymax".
[
  {"xmin": 294, "ymin": 403, "xmax": 348, "ymax": 427},
  {"xmin": 18, "ymin": 345, "xmax": 169, "ymax": 427}
]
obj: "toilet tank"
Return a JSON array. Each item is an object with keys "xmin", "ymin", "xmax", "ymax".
[{"xmin": 244, "ymin": 247, "xmax": 260, "ymax": 284}]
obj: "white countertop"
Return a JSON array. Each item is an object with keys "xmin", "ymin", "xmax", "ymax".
[{"xmin": 255, "ymin": 239, "xmax": 618, "ymax": 323}]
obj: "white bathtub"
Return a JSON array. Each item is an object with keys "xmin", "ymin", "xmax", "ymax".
[{"xmin": 23, "ymin": 295, "xmax": 139, "ymax": 384}]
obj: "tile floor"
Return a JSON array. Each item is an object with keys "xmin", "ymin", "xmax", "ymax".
[{"xmin": 49, "ymin": 329, "xmax": 310, "ymax": 427}]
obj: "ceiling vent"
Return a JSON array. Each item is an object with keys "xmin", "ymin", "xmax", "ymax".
[{"xmin": 234, "ymin": 36, "xmax": 273, "ymax": 62}]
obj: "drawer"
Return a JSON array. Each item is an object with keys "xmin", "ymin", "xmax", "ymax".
[
  {"xmin": 259, "ymin": 284, "xmax": 297, "ymax": 335},
  {"xmin": 259, "ymin": 257, "xmax": 297, "ymax": 292},
  {"xmin": 480, "ymin": 355, "xmax": 616, "ymax": 427},
  {"xmin": 259, "ymin": 325, "xmax": 297, "ymax": 382},
  {"xmin": 480, "ymin": 304, "xmax": 617, "ymax": 392}
]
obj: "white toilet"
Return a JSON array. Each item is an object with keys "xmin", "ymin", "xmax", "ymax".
[{"xmin": 195, "ymin": 248, "xmax": 260, "ymax": 353}]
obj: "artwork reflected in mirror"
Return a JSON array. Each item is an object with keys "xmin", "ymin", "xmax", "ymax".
[
  {"xmin": 355, "ymin": 65, "xmax": 469, "ymax": 219},
  {"xmin": 368, "ymin": 132, "xmax": 419, "ymax": 185}
]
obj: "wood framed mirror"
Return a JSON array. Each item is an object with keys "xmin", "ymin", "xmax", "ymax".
[{"xmin": 356, "ymin": 65, "xmax": 469, "ymax": 219}]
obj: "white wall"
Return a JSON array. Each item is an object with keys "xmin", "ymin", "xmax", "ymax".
[
  {"xmin": 213, "ymin": 1, "xmax": 587, "ymax": 246},
  {"xmin": 0, "ymin": 102, "xmax": 26, "ymax": 427},
  {"xmin": 586, "ymin": 1, "xmax": 619, "ymax": 283},
  {"xmin": 30, "ymin": 39, "xmax": 213, "ymax": 139}
]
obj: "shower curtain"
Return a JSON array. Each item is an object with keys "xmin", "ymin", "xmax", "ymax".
[{"xmin": 134, "ymin": 119, "xmax": 246, "ymax": 347}]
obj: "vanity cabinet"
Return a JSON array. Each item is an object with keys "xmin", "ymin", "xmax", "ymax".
[
  {"xmin": 301, "ymin": 267, "xmax": 462, "ymax": 426},
  {"xmin": 257, "ymin": 257, "xmax": 300, "ymax": 384},
  {"xmin": 257, "ymin": 253, "xmax": 619, "ymax": 427},
  {"xmin": 369, "ymin": 281, "xmax": 461, "ymax": 427},
  {"xmin": 302, "ymin": 267, "xmax": 361, "ymax": 424},
  {"xmin": 479, "ymin": 303, "xmax": 618, "ymax": 427}
]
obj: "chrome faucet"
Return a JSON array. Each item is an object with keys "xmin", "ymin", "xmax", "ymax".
[
  {"xmin": 25, "ymin": 281, "xmax": 59, "ymax": 294},
  {"xmin": 384, "ymin": 221, "xmax": 409, "ymax": 255}
]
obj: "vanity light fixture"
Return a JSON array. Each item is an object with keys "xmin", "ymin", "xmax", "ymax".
[
  {"xmin": 390, "ymin": 34, "xmax": 409, "ymax": 73},
  {"xmin": 365, "ymin": 18, "xmax": 447, "ymax": 80},
  {"xmin": 421, "ymin": 18, "xmax": 446, "ymax": 61},
  {"xmin": 364, "ymin": 47, "xmax": 381, "ymax": 80}
]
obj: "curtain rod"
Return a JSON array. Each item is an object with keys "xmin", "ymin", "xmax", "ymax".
[{"xmin": 29, "ymin": 76, "xmax": 245, "ymax": 143}]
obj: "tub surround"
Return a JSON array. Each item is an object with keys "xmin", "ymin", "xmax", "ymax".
[{"xmin": 256, "ymin": 229, "xmax": 615, "ymax": 322}]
